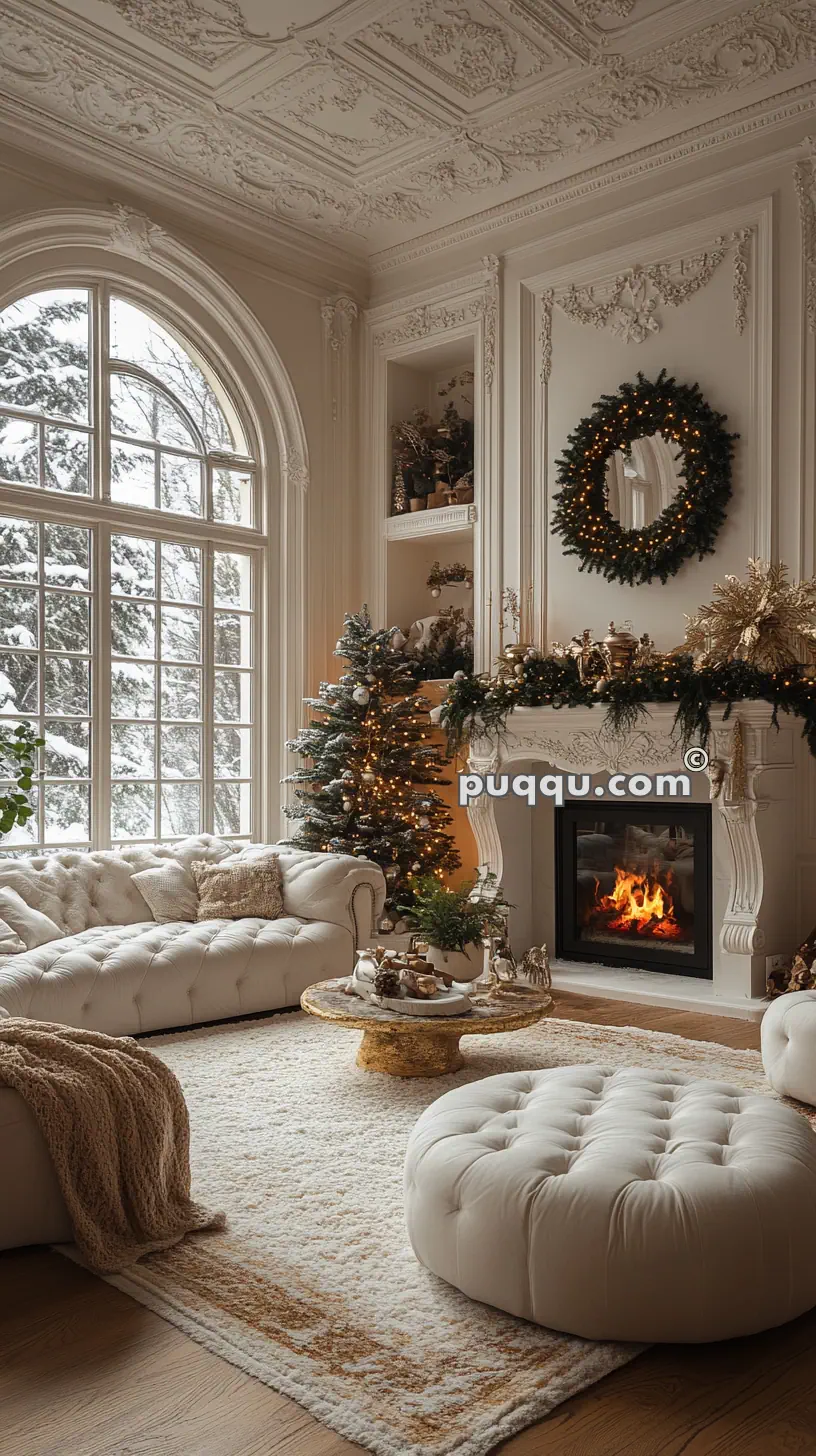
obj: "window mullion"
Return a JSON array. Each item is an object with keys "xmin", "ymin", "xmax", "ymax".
[
  {"xmin": 202, "ymin": 542, "xmax": 214, "ymax": 835},
  {"xmin": 36, "ymin": 523, "xmax": 46, "ymax": 848},
  {"xmin": 94, "ymin": 521, "xmax": 112, "ymax": 849},
  {"xmin": 95, "ymin": 283, "xmax": 109, "ymax": 505}
]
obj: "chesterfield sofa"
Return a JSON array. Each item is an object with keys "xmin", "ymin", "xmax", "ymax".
[{"xmin": 0, "ymin": 835, "xmax": 385, "ymax": 1036}]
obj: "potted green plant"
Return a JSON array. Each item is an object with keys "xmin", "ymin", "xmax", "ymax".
[
  {"xmin": 0, "ymin": 722, "xmax": 44, "ymax": 838},
  {"xmin": 401, "ymin": 872, "xmax": 510, "ymax": 983}
]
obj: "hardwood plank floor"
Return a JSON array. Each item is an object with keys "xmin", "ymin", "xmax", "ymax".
[{"xmin": 2, "ymin": 993, "xmax": 814, "ymax": 1456}]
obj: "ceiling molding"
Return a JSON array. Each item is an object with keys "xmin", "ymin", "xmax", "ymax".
[
  {"xmin": 370, "ymin": 85, "xmax": 816, "ymax": 275},
  {"xmin": 0, "ymin": 0, "xmax": 814, "ymax": 265}
]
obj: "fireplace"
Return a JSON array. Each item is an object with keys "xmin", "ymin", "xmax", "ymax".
[{"xmin": 556, "ymin": 804, "xmax": 712, "ymax": 978}]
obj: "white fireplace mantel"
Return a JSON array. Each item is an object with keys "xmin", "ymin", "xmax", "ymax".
[{"xmin": 466, "ymin": 701, "xmax": 796, "ymax": 1016}]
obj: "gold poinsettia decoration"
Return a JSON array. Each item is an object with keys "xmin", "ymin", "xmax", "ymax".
[{"xmin": 684, "ymin": 559, "xmax": 816, "ymax": 670}]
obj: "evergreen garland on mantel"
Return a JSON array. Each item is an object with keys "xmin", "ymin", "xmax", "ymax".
[{"xmin": 441, "ymin": 656, "xmax": 816, "ymax": 759}]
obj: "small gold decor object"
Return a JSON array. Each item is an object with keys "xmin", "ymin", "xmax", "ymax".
[
  {"xmin": 683, "ymin": 559, "xmax": 816, "ymax": 669},
  {"xmin": 518, "ymin": 944, "xmax": 552, "ymax": 994},
  {"xmin": 602, "ymin": 621, "xmax": 639, "ymax": 678}
]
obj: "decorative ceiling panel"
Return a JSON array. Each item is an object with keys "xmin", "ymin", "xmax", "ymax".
[
  {"xmin": 359, "ymin": 1, "xmax": 571, "ymax": 107},
  {"xmin": 0, "ymin": 0, "xmax": 814, "ymax": 260}
]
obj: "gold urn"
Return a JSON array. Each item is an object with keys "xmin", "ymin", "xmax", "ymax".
[{"xmin": 602, "ymin": 621, "xmax": 638, "ymax": 678}]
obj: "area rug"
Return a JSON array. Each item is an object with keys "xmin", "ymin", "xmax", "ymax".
[{"xmin": 103, "ymin": 1012, "xmax": 782, "ymax": 1456}]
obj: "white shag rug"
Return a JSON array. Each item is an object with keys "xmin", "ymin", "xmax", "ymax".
[{"xmin": 103, "ymin": 1011, "xmax": 781, "ymax": 1456}]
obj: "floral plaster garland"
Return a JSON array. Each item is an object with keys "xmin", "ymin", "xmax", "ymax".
[
  {"xmin": 440, "ymin": 656, "xmax": 816, "ymax": 761},
  {"xmin": 551, "ymin": 370, "xmax": 737, "ymax": 587}
]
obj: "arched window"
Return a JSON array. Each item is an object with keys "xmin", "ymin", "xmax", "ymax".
[{"xmin": 0, "ymin": 283, "xmax": 259, "ymax": 851}]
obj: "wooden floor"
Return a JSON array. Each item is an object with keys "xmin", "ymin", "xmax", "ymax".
[{"xmin": 2, "ymin": 992, "xmax": 815, "ymax": 1456}]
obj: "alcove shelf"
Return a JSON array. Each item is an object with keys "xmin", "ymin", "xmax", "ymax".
[{"xmin": 385, "ymin": 336, "xmax": 475, "ymax": 644}]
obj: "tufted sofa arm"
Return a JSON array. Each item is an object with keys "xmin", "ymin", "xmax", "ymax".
[
  {"xmin": 761, "ymin": 990, "xmax": 816, "ymax": 1105},
  {"xmin": 237, "ymin": 845, "xmax": 385, "ymax": 950}
]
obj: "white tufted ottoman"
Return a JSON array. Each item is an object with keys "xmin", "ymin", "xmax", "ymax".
[
  {"xmin": 761, "ymin": 990, "xmax": 816, "ymax": 1106},
  {"xmin": 404, "ymin": 1065, "xmax": 816, "ymax": 1343}
]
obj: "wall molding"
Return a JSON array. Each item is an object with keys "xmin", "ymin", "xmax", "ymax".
[
  {"xmin": 795, "ymin": 135, "xmax": 816, "ymax": 334},
  {"xmin": 538, "ymin": 230, "xmax": 752, "ymax": 383},
  {"xmin": 363, "ymin": 256, "xmax": 502, "ymax": 670},
  {"xmin": 521, "ymin": 196, "xmax": 774, "ymax": 648}
]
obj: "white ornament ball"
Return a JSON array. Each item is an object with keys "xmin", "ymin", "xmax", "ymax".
[
  {"xmin": 430, "ymin": 587, "xmax": 441, "ymax": 599},
  {"xmin": 335, "ymin": 640, "xmax": 344, "ymax": 651},
  {"xmin": 365, "ymin": 673, "xmax": 376, "ymax": 683},
  {"xmin": 379, "ymin": 916, "xmax": 395, "ymax": 934},
  {"xmin": 412, "ymin": 862, "xmax": 422, "ymax": 872},
  {"xmin": 362, "ymin": 771, "xmax": 376, "ymax": 784},
  {"xmin": 352, "ymin": 686, "xmax": 370, "ymax": 705},
  {"xmin": 418, "ymin": 815, "xmax": 430, "ymax": 829},
  {"xmin": 429, "ymin": 705, "xmax": 443, "ymax": 725},
  {"xmin": 342, "ymin": 799, "xmax": 353, "ymax": 812},
  {"xmin": 453, "ymin": 669, "xmax": 466, "ymax": 682}
]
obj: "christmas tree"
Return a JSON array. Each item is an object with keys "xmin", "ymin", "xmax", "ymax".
[{"xmin": 283, "ymin": 608, "xmax": 460, "ymax": 917}]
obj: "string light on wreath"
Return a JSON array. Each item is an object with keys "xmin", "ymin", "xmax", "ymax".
[{"xmin": 552, "ymin": 370, "xmax": 737, "ymax": 587}]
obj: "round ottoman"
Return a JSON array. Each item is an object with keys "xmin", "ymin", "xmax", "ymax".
[
  {"xmin": 404, "ymin": 1065, "xmax": 816, "ymax": 1343},
  {"xmin": 761, "ymin": 990, "xmax": 816, "ymax": 1105}
]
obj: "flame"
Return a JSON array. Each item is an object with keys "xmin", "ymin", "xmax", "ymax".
[{"xmin": 596, "ymin": 865, "xmax": 682, "ymax": 940}]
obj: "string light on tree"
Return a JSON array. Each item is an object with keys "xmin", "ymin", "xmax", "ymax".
[{"xmin": 284, "ymin": 607, "xmax": 460, "ymax": 916}]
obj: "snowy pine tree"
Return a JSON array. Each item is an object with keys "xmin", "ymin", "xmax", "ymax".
[{"xmin": 284, "ymin": 608, "xmax": 460, "ymax": 913}]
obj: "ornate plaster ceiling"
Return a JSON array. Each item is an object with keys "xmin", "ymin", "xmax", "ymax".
[{"xmin": 0, "ymin": 0, "xmax": 814, "ymax": 265}]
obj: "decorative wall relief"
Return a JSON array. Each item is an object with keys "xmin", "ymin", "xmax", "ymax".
[
  {"xmin": 373, "ymin": 256, "xmax": 500, "ymax": 393},
  {"xmin": 108, "ymin": 203, "xmax": 166, "ymax": 261},
  {"xmin": 320, "ymin": 296, "xmax": 359, "ymax": 353},
  {"xmin": 539, "ymin": 231, "xmax": 752, "ymax": 383},
  {"xmin": 795, "ymin": 137, "xmax": 816, "ymax": 334}
]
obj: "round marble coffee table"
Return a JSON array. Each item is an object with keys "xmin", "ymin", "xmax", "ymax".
[{"xmin": 301, "ymin": 978, "xmax": 553, "ymax": 1077}]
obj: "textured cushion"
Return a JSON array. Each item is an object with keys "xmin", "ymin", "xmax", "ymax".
[
  {"xmin": 404, "ymin": 1065, "xmax": 816, "ymax": 1343},
  {"xmin": 192, "ymin": 856, "xmax": 283, "ymax": 922},
  {"xmin": 761, "ymin": 990, "xmax": 816, "ymax": 1105},
  {"xmin": 131, "ymin": 862, "xmax": 198, "ymax": 924},
  {"xmin": 0, "ymin": 887, "xmax": 63, "ymax": 949}
]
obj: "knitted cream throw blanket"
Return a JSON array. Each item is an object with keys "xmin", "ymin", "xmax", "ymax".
[{"xmin": 0, "ymin": 1019, "xmax": 225, "ymax": 1272}]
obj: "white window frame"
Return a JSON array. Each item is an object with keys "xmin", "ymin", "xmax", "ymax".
[{"xmin": 0, "ymin": 276, "xmax": 267, "ymax": 852}]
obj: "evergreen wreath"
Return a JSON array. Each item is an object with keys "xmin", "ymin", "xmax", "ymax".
[{"xmin": 551, "ymin": 370, "xmax": 737, "ymax": 586}]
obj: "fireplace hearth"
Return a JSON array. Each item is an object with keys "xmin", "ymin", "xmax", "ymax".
[{"xmin": 556, "ymin": 803, "xmax": 712, "ymax": 978}]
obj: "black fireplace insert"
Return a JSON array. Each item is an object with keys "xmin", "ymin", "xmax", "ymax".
[{"xmin": 555, "ymin": 802, "xmax": 712, "ymax": 978}]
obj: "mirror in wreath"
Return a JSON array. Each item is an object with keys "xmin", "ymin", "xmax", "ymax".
[
  {"xmin": 605, "ymin": 432, "xmax": 685, "ymax": 530},
  {"xmin": 551, "ymin": 370, "xmax": 738, "ymax": 586}
]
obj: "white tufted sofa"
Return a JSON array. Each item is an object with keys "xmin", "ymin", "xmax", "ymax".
[
  {"xmin": 405, "ymin": 1065, "xmax": 816, "ymax": 1343},
  {"xmin": 0, "ymin": 835, "xmax": 384, "ymax": 1036}
]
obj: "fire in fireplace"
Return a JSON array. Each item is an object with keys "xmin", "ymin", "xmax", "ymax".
[{"xmin": 556, "ymin": 804, "xmax": 712, "ymax": 977}]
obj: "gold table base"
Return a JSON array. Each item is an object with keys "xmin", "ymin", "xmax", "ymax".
[{"xmin": 356, "ymin": 1026, "xmax": 465, "ymax": 1077}]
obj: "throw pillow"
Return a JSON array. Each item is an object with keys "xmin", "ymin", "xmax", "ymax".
[
  {"xmin": 131, "ymin": 862, "xmax": 199, "ymax": 924},
  {"xmin": 0, "ymin": 886, "xmax": 63, "ymax": 949},
  {"xmin": 192, "ymin": 856, "xmax": 285, "ymax": 922}
]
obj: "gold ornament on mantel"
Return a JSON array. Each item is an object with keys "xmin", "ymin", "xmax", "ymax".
[{"xmin": 684, "ymin": 559, "xmax": 816, "ymax": 670}]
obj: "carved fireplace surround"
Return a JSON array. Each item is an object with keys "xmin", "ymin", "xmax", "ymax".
[{"xmin": 467, "ymin": 702, "xmax": 796, "ymax": 1019}]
